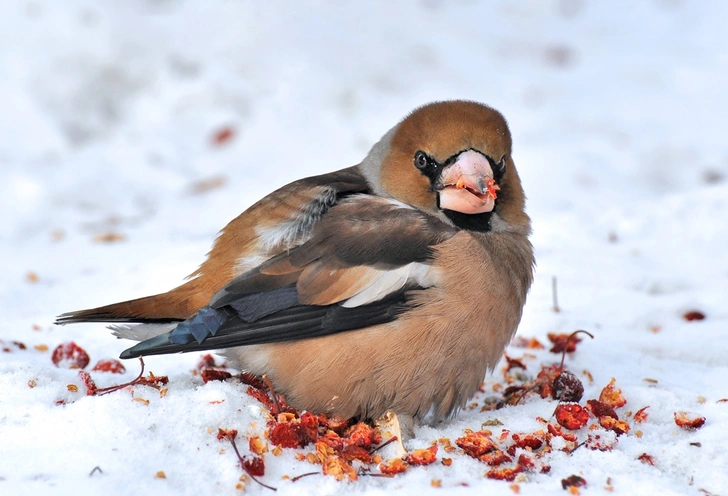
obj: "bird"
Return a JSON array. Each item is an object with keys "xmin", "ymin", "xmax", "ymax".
[{"xmin": 56, "ymin": 100, "xmax": 534, "ymax": 427}]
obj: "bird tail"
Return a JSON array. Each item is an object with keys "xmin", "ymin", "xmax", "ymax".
[{"xmin": 54, "ymin": 285, "xmax": 201, "ymax": 325}]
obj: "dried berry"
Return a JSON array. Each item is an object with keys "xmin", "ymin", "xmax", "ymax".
[
  {"xmin": 217, "ymin": 428, "xmax": 238, "ymax": 441},
  {"xmin": 201, "ymin": 369, "xmax": 232, "ymax": 383},
  {"xmin": 674, "ymin": 412, "xmax": 706, "ymax": 430},
  {"xmin": 211, "ymin": 126, "xmax": 235, "ymax": 146},
  {"xmin": 242, "ymin": 455, "xmax": 265, "ymax": 477},
  {"xmin": 51, "ymin": 342, "xmax": 90, "ymax": 369},
  {"xmin": 511, "ymin": 433, "xmax": 544, "ymax": 452},
  {"xmin": 505, "ymin": 355, "xmax": 527, "ymax": 372},
  {"xmin": 536, "ymin": 364, "xmax": 563, "ymax": 399},
  {"xmin": 517, "ymin": 453, "xmax": 536, "ymax": 470},
  {"xmin": 246, "ymin": 386, "xmax": 276, "ymax": 411},
  {"xmin": 479, "ymin": 450, "xmax": 511, "ymax": 466},
  {"xmin": 586, "ymin": 399, "xmax": 618, "ymax": 420},
  {"xmin": 547, "ymin": 333, "xmax": 582, "ymax": 354},
  {"xmin": 345, "ymin": 421, "xmax": 381, "ymax": 448},
  {"xmin": 405, "ymin": 445, "xmax": 438, "ymax": 466},
  {"xmin": 455, "ymin": 431, "xmax": 496, "ymax": 457},
  {"xmin": 512, "ymin": 336, "xmax": 545, "ymax": 349},
  {"xmin": 379, "ymin": 458, "xmax": 408, "ymax": 475},
  {"xmin": 237, "ymin": 373, "xmax": 265, "ymax": 391},
  {"xmin": 78, "ymin": 371, "xmax": 98, "ymax": 395},
  {"xmin": 599, "ymin": 378, "xmax": 626, "ymax": 408},
  {"xmin": 683, "ymin": 310, "xmax": 706, "ymax": 321},
  {"xmin": 196, "ymin": 354, "xmax": 217, "ymax": 371},
  {"xmin": 634, "ymin": 406, "xmax": 650, "ymax": 423},
  {"xmin": 338, "ymin": 445, "xmax": 372, "ymax": 463},
  {"xmin": 323, "ymin": 454, "xmax": 358, "ymax": 481},
  {"xmin": 561, "ymin": 475, "xmax": 587, "ymax": 489},
  {"xmin": 249, "ymin": 436, "xmax": 268, "ymax": 455},
  {"xmin": 517, "ymin": 453, "xmax": 549, "ymax": 473},
  {"xmin": 269, "ymin": 420, "xmax": 313, "ymax": 449},
  {"xmin": 598, "ymin": 417, "xmax": 630, "ymax": 435},
  {"xmin": 554, "ymin": 403, "xmax": 589, "ymax": 430},
  {"xmin": 553, "ymin": 371, "xmax": 584, "ymax": 402},
  {"xmin": 92, "ymin": 359, "xmax": 126, "ymax": 374},
  {"xmin": 486, "ymin": 466, "xmax": 522, "ymax": 481},
  {"xmin": 136, "ymin": 372, "xmax": 169, "ymax": 387}
]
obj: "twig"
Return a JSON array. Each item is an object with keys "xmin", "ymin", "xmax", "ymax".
[
  {"xmin": 96, "ymin": 357, "xmax": 146, "ymax": 396},
  {"xmin": 514, "ymin": 330, "xmax": 595, "ymax": 406},
  {"xmin": 262, "ymin": 374, "xmax": 280, "ymax": 416},
  {"xmin": 558, "ymin": 330, "xmax": 594, "ymax": 371},
  {"xmin": 570, "ymin": 440, "xmax": 588, "ymax": 454},
  {"xmin": 290, "ymin": 472, "xmax": 319, "ymax": 483},
  {"xmin": 512, "ymin": 383, "xmax": 543, "ymax": 406},
  {"xmin": 89, "ymin": 466, "xmax": 103, "ymax": 477},
  {"xmin": 227, "ymin": 434, "xmax": 277, "ymax": 491},
  {"xmin": 370, "ymin": 436, "xmax": 399, "ymax": 454},
  {"xmin": 552, "ymin": 276, "xmax": 560, "ymax": 313}
]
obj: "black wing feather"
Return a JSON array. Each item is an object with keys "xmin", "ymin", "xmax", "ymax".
[
  {"xmin": 120, "ymin": 196, "xmax": 454, "ymax": 360},
  {"xmin": 120, "ymin": 287, "xmax": 412, "ymax": 359}
]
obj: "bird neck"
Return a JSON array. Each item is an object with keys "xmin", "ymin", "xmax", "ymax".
[{"xmin": 441, "ymin": 210, "xmax": 493, "ymax": 232}]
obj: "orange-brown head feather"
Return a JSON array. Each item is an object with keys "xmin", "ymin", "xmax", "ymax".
[{"xmin": 361, "ymin": 100, "xmax": 526, "ymax": 232}]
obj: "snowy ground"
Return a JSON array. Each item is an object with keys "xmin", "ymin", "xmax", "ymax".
[{"xmin": 1, "ymin": 1, "xmax": 727, "ymax": 495}]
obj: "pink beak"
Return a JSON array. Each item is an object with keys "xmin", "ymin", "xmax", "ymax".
[{"xmin": 438, "ymin": 150, "xmax": 500, "ymax": 214}]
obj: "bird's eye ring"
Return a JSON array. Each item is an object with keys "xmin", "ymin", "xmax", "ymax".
[{"xmin": 414, "ymin": 150, "xmax": 429, "ymax": 170}]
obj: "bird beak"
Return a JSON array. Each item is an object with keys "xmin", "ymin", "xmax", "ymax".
[{"xmin": 438, "ymin": 150, "xmax": 500, "ymax": 214}]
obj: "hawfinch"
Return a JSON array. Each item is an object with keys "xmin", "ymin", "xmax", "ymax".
[{"xmin": 57, "ymin": 100, "xmax": 534, "ymax": 424}]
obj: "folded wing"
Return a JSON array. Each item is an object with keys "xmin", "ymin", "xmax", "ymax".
[{"xmin": 121, "ymin": 196, "xmax": 455, "ymax": 359}]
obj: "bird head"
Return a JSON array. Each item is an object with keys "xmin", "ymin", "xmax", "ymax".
[{"xmin": 360, "ymin": 100, "xmax": 528, "ymax": 233}]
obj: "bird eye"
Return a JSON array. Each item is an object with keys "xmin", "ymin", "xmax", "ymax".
[
  {"xmin": 414, "ymin": 151, "xmax": 429, "ymax": 170},
  {"xmin": 496, "ymin": 155, "xmax": 507, "ymax": 176}
]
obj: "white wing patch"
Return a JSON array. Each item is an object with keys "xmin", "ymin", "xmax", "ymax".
[
  {"xmin": 381, "ymin": 196, "xmax": 415, "ymax": 210},
  {"xmin": 341, "ymin": 262, "xmax": 438, "ymax": 308},
  {"xmin": 109, "ymin": 323, "xmax": 177, "ymax": 342},
  {"xmin": 234, "ymin": 253, "xmax": 268, "ymax": 276}
]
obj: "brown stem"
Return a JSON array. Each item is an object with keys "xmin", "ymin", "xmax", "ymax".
[
  {"xmin": 512, "ymin": 383, "xmax": 543, "ymax": 406},
  {"xmin": 95, "ymin": 357, "xmax": 146, "ymax": 396},
  {"xmin": 228, "ymin": 434, "xmax": 277, "ymax": 491},
  {"xmin": 370, "ymin": 436, "xmax": 399, "ymax": 454},
  {"xmin": 290, "ymin": 472, "xmax": 319, "ymax": 483},
  {"xmin": 262, "ymin": 374, "xmax": 280, "ymax": 416},
  {"xmin": 558, "ymin": 330, "xmax": 594, "ymax": 371}
]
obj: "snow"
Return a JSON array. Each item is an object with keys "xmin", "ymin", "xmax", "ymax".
[{"xmin": 1, "ymin": 0, "xmax": 727, "ymax": 494}]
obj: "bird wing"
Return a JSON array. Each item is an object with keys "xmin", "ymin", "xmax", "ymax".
[
  {"xmin": 55, "ymin": 166, "xmax": 369, "ymax": 324},
  {"xmin": 120, "ymin": 196, "xmax": 456, "ymax": 358}
]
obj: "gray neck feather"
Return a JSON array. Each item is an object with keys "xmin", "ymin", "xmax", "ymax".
[{"xmin": 359, "ymin": 124, "xmax": 399, "ymax": 197}]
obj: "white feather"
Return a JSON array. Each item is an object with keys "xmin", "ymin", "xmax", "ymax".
[
  {"xmin": 255, "ymin": 187, "xmax": 338, "ymax": 251},
  {"xmin": 341, "ymin": 262, "xmax": 438, "ymax": 308},
  {"xmin": 255, "ymin": 221, "xmax": 303, "ymax": 252},
  {"xmin": 109, "ymin": 323, "xmax": 177, "ymax": 342},
  {"xmin": 221, "ymin": 344, "xmax": 271, "ymax": 375},
  {"xmin": 234, "ymin": 253, "xmax": 268, "ymax": 276}
]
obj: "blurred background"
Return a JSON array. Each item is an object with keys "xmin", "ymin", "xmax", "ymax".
[{"xmin": 2, "ymin": 3, "xmax": 727, "ymax": 493}]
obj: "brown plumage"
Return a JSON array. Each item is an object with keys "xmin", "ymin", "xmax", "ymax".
[{"xmin": 56, "ymin": 100, "xmax": 534, "ymax": 423}]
